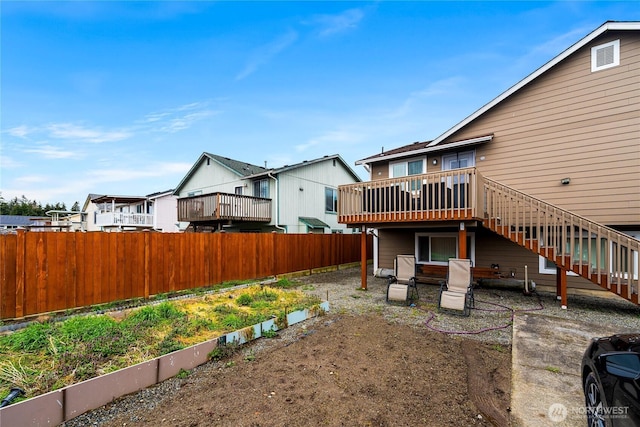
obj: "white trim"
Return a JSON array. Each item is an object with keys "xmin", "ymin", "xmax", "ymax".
[
  {"xmin": 426, "ymin": 22, "xmax": 640, "ymax": 148},
  {"xmin": 591, "ymin": 39, "xmax": 620, "ymax": 72},
  {"xmin": 356, "ymin": 135, "xmax": 492, "ymax": 166},
  {"xmin": 538, "ymin": 256, "xmax": 578, "ymax": 276}
]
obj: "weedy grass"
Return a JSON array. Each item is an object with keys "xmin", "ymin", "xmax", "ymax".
[{"xmin": 0, "ymin": 284, "xmax": 321, "ymax": 401}]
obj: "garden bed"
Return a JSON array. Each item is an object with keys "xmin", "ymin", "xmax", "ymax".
[{"xmin": 0, "ymin": 279, "xmax": 323, "ymax": 404}]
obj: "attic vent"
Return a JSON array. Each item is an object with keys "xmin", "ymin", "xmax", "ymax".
[{"xmin": 591, "ymin": 39, "xmax": 620, "ymax": 72}]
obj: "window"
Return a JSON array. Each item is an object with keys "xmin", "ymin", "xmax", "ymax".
[
  {"xmin": 389, "ymin": 158, "xmax": 425, "ymax": 178},
  {"xmin": 325, "ymin": 187, "xmax": 338, "ymax": 213},
  {"xmin": 415, "ymin": 232, "xmax": 475, "ymax": 265},
  {"xmin": 187, "ymin": 190, "xmax": 202, "ymax": 197},
  {"xmin": 235, "ymin": 186, "xmax": 243, "ymax": 195},
  {"xmin": 253, "ymin": 179, "xmax": 269, "ymax": 198},
  {"xmin": 390, "ymin": 158, "xmax": 425, "ymax": 191},
  {"xmin": 591, "ymin": 39, "xmax": 620, "ymax": 72}
]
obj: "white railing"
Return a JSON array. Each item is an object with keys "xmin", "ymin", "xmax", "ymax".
[{"xmin": 95, "ymin": 212, "xmax": 154, "ymax": 228}]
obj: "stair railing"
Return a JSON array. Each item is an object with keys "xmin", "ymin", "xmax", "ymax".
[{"xmin": 483, "ymin": 177, "xmax": 639, "ymax": 298}]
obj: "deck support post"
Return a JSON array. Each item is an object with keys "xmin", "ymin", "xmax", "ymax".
[
  {"xmin": 360, "ymin": 228, "xmax": 368, "ymax": 290},
  {"xmin": 459, "ymin": 222, "xmax": 467, "ymax": 259},
  {"xmin": 556, "ymin": 266, "xmax": 568, "ymax": 309}
]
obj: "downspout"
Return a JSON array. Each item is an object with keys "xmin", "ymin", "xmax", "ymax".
[{"xmin": 267, "ymin": 172, "xmax": 287, "ymax": 233}]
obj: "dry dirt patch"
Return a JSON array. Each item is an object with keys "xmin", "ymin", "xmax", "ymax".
[{"xmin": 93, "ymin": 313, "xmax": 510, "ymax": 427}]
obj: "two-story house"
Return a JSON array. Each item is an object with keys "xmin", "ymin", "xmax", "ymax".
[
  {"xmin": 339, "ymin": 21, "xmax": 640, "ymax": 307},
  {"xmin": 174, "ymin": 153, "xmax": 362, "ymax": 233}
]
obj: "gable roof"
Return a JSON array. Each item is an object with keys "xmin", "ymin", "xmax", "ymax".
[
  {"xmin": 205, "ymin": 153, "xmax": 268, "ymax": 177},
  {"xmin": 175, "ymin": 153, "xmax": 361, "ymax": 194},
  {"xmin": 173, "ymin": 153, "xmax": 268, "ymax": 195},
  {"xmin": 356, "ymin": 20, "xmax": 640, "ymax": 166}
]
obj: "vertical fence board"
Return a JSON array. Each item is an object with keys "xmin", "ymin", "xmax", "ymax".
[
  {"xmin": 65, "ymin": 233, "xmax": 77, "ymax": 310},
  {"xmin": 0, "ymin": 234, "xmax": 17, "ymax": 318},
  {"xmin": 51, "ymin": 233, "xmax": 67, "ymax": 311},
  {"xmin": 35, "ymin": 233, "xmax": 48, "ymax": 314}
]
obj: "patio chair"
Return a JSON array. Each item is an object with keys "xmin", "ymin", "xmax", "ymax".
[
  {"xmin": 438, "ymin": 258, "xmax": 474, "ymax": 316},
  {"xmin": 387, "ymin": 255, "xmax": 419, "ymax": 305}
]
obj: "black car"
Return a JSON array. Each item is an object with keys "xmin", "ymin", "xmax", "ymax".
[{"xmin": 581, "ymin": 334, "xmax": 640, "ymax": 427}]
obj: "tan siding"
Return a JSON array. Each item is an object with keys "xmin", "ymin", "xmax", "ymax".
[
  {"xmin": 378, "ymin": 229, "xmax": 415, "ymax": 269},
  {"xmin": 370, "ymin": 163, "xmax": 390, "ymax": 181},
  {"xmin": 443, "ymin": 31, "xmax": 640, "ymax": 225},
  {"xmin": 475, "ymin": 229, "xmax": 602, "ymax": 291}
]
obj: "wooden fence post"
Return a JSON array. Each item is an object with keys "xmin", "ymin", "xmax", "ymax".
[
  {"xmin": 144, "ymin": 232, "xmax": 150, "ymax": 299},
  {"xmin": 15, "ymin": 229, "xmax": 26, "ymax": 318},
  {"xmin": 360, "ymin": 230, "xmax": 367, "ymax": 290}
]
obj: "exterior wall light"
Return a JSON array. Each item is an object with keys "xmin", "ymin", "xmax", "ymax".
[
  {"xmin": 432, "ymin": 158, "xmax": 438, "ymax": 165},
  {"xmin": 561, "ymin": 178, "xmax": 571, "ymax": 185}
]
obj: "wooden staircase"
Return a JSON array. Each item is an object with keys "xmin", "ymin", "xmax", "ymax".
[{"xmin": 481, "ymin": 177, "xmax": 640, "ymax": 305}]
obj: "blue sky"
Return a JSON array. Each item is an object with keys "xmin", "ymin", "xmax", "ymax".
[{"xmin": 1, "ymin": 1, "xmax": 639, "ymax": 207}]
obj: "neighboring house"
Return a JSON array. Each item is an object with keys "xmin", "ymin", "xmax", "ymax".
[
  {"xmin": 338, "ymin": 21, "xmax": 640, "ymax": 307},
  {"xmin": 82, "ymin": 191, "xmax": 182, "ymax": 232},
  {"xmin": 0, "ymin": 214, "xmax": 76, "ymax": 232},
  {"xmin": 173, "ymin": 153, "xmax": 362, "ymax": 233},
  {"xmin": 147, "ymin": 190, "xmax": 188, "ymax": 232},
  {"xmin": 0, "ymin": 215, "xmax": 44, "ymax": 231}
]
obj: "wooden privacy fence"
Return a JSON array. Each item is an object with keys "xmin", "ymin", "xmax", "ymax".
[{"xmin": 0, "ymin": 231, "xmax": 372, "ymax": 320}]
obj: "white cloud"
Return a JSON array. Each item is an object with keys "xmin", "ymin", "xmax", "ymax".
[
  {"xmin": 312, "ymin": 8, "xmax": 365, "ymax": 37},
  {"xmin": 295, "ymin": 129, "xmax": 364, "ymax": 152},
  {"xmin": 87, "ymin": 162, "xmax": 192, "ymax": 182},
  {"xmin": 386, "ymin": 77, "xmax": 466, "ymax": 119},
  {"xmin": 14, "ymin": 175, "xmax": 48, "ymax": 184},
  {"xmin": 0, "ymin": 154, "xmax": 22, "ymax": 169},
  {"xmin": 47, "ymin": 123, "xmax": 132, "ymax": 143},
  {"xmin": 236, "ymin": 30, "xmax": 299, "ymax": 80},
  {"xmin": 7, "ymin": 125, "xmax": 32, "ymax": 138},
  {"xmin": 23, "ymin": 144, "xmax": 83, "ymax": 159},
  {"xmin": 158, "ymin": 110, "xmax": 216, "ymax": 133},
  {"xmin": 142, "ymin": 102, "xmax": 217, "ymax": 133}
]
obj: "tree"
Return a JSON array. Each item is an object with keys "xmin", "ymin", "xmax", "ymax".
[{"xmin": 0, "ymin": 195, "xmax": 70, "ymax": 216}]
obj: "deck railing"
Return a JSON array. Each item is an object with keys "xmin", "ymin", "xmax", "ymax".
[
  {"xmin": 178, "ymin": 193, "xmax": 271, "ymax": 223},
  {"xmin": 338, "ymin": 167, "xmax": 482, "ymax": 224},
  {"xmin": 483, "ymin": 177, "xmax": 640, "ymax": 296},
  {"xmin": 95, "ymin": 212, "xmax": 154, "ymax": 228}
]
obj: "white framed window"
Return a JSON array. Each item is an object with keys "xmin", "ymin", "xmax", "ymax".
[
  {"xmin": 415, "ymin": 232, "xmax": 475, "ymax": 266},
  {"xmin": 591, "ymin": 39, "xmax": 620, "ymax": 72},
  {"xmin": 234, "ymin": 186, "xmax": 243, "ymax": 195},
  {"xmin": 253, "ymin": 179, "xmax": 269, "ymax": 198},
  {"xmin": 389, "ymin": 157, "xmax": 425, "ymax": 178},
  {"xmin": 325, "ymin": 187, "xmax": 338, "ymax": 213}
]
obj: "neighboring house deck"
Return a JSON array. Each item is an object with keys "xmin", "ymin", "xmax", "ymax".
[
  {"xmin": 174, "ymin": 153, "xmax": 361, "ymax": 233},
  {"xmin": 339, "ymin": 21, "xmax": 640, "ymax": 307},
  {"xmin": 82, "ymin": 191, "xmax": 182, "ymax": 232}
]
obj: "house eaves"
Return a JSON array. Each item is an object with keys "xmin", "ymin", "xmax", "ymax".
[
  {"xmin": 426, "ymin": 20, "xmax": 640, "ymax": 148},
  {"xmin": 92, "ymin": 195, "xmax": 148, "ymax": 204},
  {"xmin": 147, "ymin": 189, "xmax": 175, "ymax": 199},
  {"xmin": 355, "ymin": 134, "xmax": 493, "ymax": 166}
]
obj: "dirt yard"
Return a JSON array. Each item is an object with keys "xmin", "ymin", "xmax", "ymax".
[{"xmin": 93, "ymin": 313, "xmax": 510, "ymax": 427}]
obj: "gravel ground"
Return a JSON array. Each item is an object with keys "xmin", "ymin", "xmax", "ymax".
[{"xmin": 60, "ymin": 264, "xmax": 640, "ymax": 427}]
